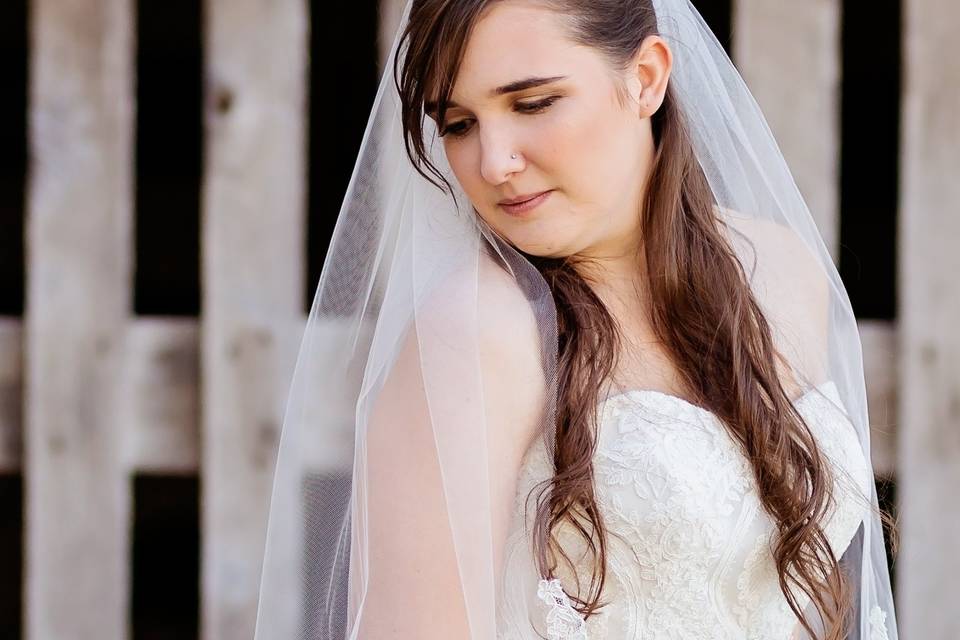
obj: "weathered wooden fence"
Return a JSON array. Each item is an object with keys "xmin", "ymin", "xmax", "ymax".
[{"xmin": 0, "ymin": 0, "xmax": 956, "ymax": 638}]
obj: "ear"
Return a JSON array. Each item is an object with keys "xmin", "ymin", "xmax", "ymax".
[{"xmin": 629, "ymin": 35, "xmax": 673, "ymax": 118}]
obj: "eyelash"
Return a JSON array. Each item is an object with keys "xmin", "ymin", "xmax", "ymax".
[{"xmin": 439, "ymin": 96, "xmax": 561, "ymax": 138}]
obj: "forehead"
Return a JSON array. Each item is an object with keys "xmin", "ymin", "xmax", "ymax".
[{"xmin": 450, "ymin": 2, "xmax": 597, "ymax": 100}]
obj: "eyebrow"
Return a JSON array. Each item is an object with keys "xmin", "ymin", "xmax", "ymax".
[{"xmin": 425, "ymin": 75, "xmax": 568, "ymax": 118}]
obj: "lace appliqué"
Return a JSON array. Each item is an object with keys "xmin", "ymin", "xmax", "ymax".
[
  {"xmin": 869, "ymin": 605, "xmax": 891, "ymax": 640},
  {"xmin": 537, "ymin": 578, "xmax": 588, "ymax": 640},
  {"xmin": 593, "ymin": 391, "xmax": 753, "ymax": 638}
]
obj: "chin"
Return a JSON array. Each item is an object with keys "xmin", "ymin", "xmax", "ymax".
[
  {"xmin": 496, "ymin": 232, "xmax": 574, "ymax": 260},
  {"xmin": 474, "ymin": 209, "xmax": 578, "ymax": 259}
]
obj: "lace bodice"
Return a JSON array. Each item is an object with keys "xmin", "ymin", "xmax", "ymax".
[{"xmin": 496, "ymin": 380, "xmax": 890, "ymax": 640}]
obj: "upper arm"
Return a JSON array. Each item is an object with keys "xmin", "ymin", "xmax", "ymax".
[{"xmin": 355, "ymin": 255, "xmax": 547, "ymax": 638}]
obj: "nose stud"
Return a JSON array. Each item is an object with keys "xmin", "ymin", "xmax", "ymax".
[{"xmin": 511, "ymin": 153, "xmax": 518, "ymax": 159}]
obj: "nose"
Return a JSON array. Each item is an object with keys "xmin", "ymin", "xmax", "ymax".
[{"xmin": 479, "ymin": 127, "xmax": 524, "ymax": 185}]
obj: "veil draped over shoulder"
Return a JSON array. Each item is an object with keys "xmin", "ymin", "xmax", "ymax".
[{"xmin": 253, "ymin": 0, "xmax": 898, "ymax": 638}]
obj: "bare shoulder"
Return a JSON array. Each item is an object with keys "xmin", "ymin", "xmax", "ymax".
[
  {"xmin": 405, "ymin": 249, "xmax": 548, "ymax": 437},
  {"xmin": 476, "ymin": 250, "xmax": 544, "ymax": 348},
  {"xmin": 715, "ymin": 205, "xmax": 832, "ymax": 394},
  {"xmin": 716, "ymin": 205, "xmax": 828, "ymax": 282},
  {"xmin": 417, "ymin": 248, "xmax": 544, "ymax": 360}
]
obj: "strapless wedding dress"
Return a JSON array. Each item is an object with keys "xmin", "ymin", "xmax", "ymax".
[{"xmin": 496, "ymin": 380, "xmax": 892, "ymax": 640}]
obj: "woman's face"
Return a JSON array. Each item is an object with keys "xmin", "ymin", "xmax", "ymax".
[{"xmin": 432, "ymin": 1, "xmax": 671, "ymax": 260}]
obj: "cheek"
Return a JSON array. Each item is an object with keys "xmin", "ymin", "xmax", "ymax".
[
  {"xmin": 544, "ymin": 103, "xmax": 638, "ymax": 198},
  {"xmin": 533, "ymin": 106, "xmax": 645, "ymax": 250},
  {"xmin": 443, "ymin": 141, "xmax": 483, "ymax": 196}
]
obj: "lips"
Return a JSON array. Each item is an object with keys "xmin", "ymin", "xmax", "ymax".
[
  {"xmin": 498, "ymin": 189, "xmax": 553, "ymax": 215},
  {"xmin": 499, "ymin": 190, "xmax": 551, "ymax": 206}
]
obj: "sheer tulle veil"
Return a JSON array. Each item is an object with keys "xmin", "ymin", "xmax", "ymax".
[{"xmin": 252, "ymin": 0, "xmax": 899, "ymax": 638}]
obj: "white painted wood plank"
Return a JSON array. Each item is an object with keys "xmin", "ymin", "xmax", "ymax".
[
  {"xmin": 733, "ymin": 0, "xmax": 842, "ymax": 257},
  {"xmin": 24, "ymin": 0, "xmax": 134, "ymax": 637},
  {"xmin": 121, "ymin": 318, "xmax": 200, "ymax": 474},
  {"xmin": 202, "ymin": 0, "xmax": 308, "ymax": 637},
  {"xmin": 898, "ymin": 0, "xmax": 960, "ymax": 634},
  {"xmin": 5, "ymin": 319, "xmax": 202, "ymax": 475},
  {"xmin": 859, "ymin": 319, "xmax": 898, "ymax": 477}
]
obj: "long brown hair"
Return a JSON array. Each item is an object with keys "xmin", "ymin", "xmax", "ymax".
[{"xmin": 394, "ymin": 1, "xmax": 896, "ymax": 637}]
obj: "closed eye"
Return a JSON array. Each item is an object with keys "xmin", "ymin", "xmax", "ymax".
[{"xmin": 439, "ymin": 96, "xmax": 562, "ymax": 138}]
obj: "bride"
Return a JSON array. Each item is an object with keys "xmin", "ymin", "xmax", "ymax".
[{"xmin": 254, "ymin": 0, "xmax": 898, "ymax": 638}]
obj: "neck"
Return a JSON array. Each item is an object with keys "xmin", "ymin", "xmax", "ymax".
[{"xmin": 571, "ymin": 233, "xmax": 649, "ymax": 315}]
